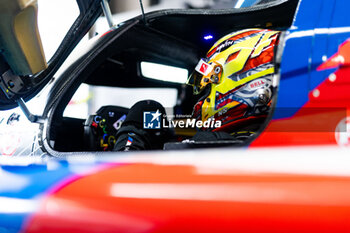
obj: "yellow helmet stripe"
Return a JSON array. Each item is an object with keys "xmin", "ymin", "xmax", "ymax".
[{"xmin": 207, "ymin": 28, "xmax": 265, "ymax": 56}]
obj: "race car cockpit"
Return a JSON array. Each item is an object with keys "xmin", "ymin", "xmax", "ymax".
[
  {"xmin": 41, "ymin": 0, "xmax": 298, "ymax": 154},
  {"xmin": 75, "ymin": 28, "xmax": 280, "ymax": 152}
]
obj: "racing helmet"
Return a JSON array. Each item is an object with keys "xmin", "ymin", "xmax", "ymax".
[{"xmin": 187, "ymin": 29, "xmax": 280, "ymax": 133}]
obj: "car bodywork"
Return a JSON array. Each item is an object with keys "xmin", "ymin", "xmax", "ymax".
[{"xmin": 1, "ymin": 147, "xmax": 350, "ymax": 233}]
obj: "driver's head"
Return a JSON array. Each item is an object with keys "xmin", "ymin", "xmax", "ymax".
[{"xmin": 187, "ymin": 29, "xmax": 280, "ymax": 133}]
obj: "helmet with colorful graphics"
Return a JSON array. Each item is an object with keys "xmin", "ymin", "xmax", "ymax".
[{"xmin": 187, "ymin": 29, "xmax": 280, "ymax": 133}]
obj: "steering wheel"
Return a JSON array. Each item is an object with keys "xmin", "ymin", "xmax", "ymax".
[{"xmin": 84, "ymin": 106, "xmax": 129, "ymax": 151}]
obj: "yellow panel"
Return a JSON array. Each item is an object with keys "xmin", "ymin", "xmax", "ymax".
[{"xmin": 0, "ymin": 0, "xmax": 47, "ymax": 76}]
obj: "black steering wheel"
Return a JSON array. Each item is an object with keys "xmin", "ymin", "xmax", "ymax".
[{"xmin": 84, "ymin": 106, "xmax": 129, "ymax": 151}]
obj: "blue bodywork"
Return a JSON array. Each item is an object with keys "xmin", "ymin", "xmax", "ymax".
[
  {"xmin": 0, "ymin": 161, "xmax": 106, "ymax": 233},
  {"xmin": 0, "ymin": 162, "xmax": 74, "ymax": 232},
  {"xmin": 274, "ymin": 0, "xmax": 350, "ymax": 119}
]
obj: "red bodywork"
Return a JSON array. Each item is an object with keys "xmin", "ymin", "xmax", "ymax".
[
  {"xmin": 252, "ymin": 40, "xmax": 350, "ymax": 147},
  {"xmin": 25, "ymin": 161, "xmax": 350, "ymax": 233}
]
